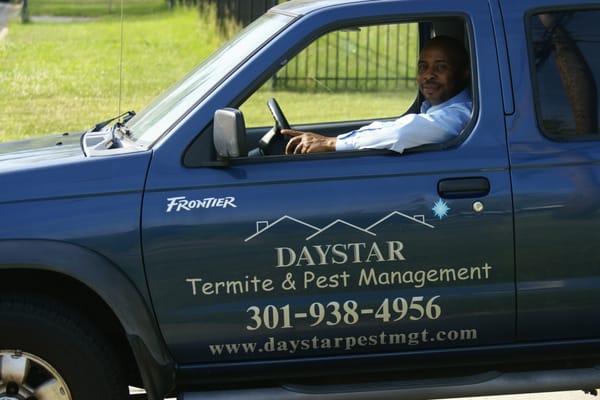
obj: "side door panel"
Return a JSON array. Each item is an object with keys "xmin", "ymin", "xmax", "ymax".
[
  {"xmin": 143, "ymin": 148, "xmax": 513, "ymax": 363},
  {"xmin": 141, "ymin": 0, "xmax": 515, "ymax": 365}
]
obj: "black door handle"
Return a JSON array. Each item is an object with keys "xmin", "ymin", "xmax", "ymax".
[{"xmin": 437, "ymin": 177, "xmax": 490, "ymax": 199}]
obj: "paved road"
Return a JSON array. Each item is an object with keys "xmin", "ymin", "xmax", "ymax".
[
  {"xmin": 158, "ymin": 391, "xmax": 593, "ymax": 400},
  {"xmin": 131, "ymin": 387, "xmax": 595, "ymax": 400},
  {"xmin": 450, "ymin": 391, "xmax": 595, "ymax": 400},
  {"xmin": 177, "ymin": 392, "xmax": 591, "ymax": 400},
  {"xmin": 0, "ymin": 2, "xmax": 19, "ymax": 40}
]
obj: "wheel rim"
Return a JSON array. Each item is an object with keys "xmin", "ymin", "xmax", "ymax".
[{"xmin": 0, "ymin": 350, "xmax": 71, "ymax": 400}]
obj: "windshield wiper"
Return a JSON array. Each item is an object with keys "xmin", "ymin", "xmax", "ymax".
[
  {"xmin": 90, "ymin": 110, "xmax": 136, "ymax": 132},
  {"xmin": 103, "ymin": 122, "xmax": 136, "ymax": 149},
  {"xmin": 82, "ymin": 111, "xmax": 138, "ymax": 155}
]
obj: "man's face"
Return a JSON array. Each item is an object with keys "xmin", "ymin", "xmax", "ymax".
[{"xmin": 417, "ymin": 42, "xmax": 468, "ymax": 106}]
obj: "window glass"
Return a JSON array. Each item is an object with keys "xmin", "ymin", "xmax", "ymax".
[
  {"xmin": 530, "ymin": 10, "xmax": 600, "ymax": 136},
  {"xmin": 129, "ymin": 12, "xmax": 293, "ymax": 147},
  {"xmin": 240, "ymin": 22, "xmax": 419, "ymax": 127}
]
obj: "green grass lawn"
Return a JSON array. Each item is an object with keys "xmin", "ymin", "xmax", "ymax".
[
  {"xmin": 0, "ymin": 5, "xmax": 230, "ymax": 141},
  {"xmin": 28, "ymin": 0, "xmax": 169, "ymax": 18},
  {"xmin": 241, "ymin": 89, "xmax": 416, "ymax": 128},
  {"xmin": 1, "ymin": 2, "xmax": 418, "ymax": 142}
]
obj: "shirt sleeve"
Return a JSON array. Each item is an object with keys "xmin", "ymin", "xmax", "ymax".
[{"xmin": 335, "ymin": 101, "xmax": 471, "ymax": 153}]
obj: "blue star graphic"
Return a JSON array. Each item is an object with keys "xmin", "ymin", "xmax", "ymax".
[{"xmin": 432, "ymin": 199, "xmax": 450, "ymax": 220}]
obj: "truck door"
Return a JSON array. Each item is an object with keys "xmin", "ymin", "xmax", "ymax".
[
  {"xmin": 141, "ymin": 1, "xmax": 515, "ymax": 366},
  {"xmin": 502, "ymin": 1, "xmax": 600, "ymax": 341}
]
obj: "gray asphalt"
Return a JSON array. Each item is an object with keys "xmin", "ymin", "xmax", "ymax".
[
  {"xmin": 155, "ymin": 390, "xmax": 594, "ymax": 400},
  {"xmin": 0, "ymin": 2, "xmax": 20, "ymax": 40},
  {"xmin": 132, "ymin": 387, "xmax": 596, "ymax": 400},
  {"xmin": 450, "ymin": 392, "xmax": 594, "ymax": 400}
]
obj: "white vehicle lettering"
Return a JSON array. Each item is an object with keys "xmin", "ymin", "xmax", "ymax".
[{"xmin": 166, "ymin": 196, "xmax": 237, "ymax": 212}]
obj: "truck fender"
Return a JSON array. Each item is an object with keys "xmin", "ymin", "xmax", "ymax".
[{"xmin": 0, "ymin": 239, "xmax": 175, "ymax": 400}]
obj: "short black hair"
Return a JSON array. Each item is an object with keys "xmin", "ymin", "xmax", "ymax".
[{"xmin": 424, "ymin": 35, "xmax": 469, "ymax": 71}]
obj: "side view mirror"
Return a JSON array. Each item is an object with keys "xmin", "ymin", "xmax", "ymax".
[{"xmin": 213, "ymin": 108, "xmax": 247, "ymax": 160}]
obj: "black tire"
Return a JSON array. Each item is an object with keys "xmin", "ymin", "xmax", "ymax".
[{"xmin": 0, "ymin": 294, "xmax": 129, "ymax": 400}]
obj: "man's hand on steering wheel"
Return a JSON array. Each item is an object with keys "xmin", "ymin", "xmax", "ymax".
[{"xmin": 282, "ymin": 129, "xmax": 337, "ymax": 154}]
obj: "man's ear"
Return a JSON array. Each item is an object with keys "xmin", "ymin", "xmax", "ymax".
[{"xmin": 463, "ymin": 66, "xmax": 471, "ymax": 82}]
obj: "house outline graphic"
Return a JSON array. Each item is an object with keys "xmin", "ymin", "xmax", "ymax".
[{"xmin": 244, "ymin": 211, "xmax": 434, "ymax": 242}]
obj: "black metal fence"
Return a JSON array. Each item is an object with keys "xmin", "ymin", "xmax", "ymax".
[
  {"xmin": 273, "ymin": 24, "xmax": 418, "ymax": 92},
  {"xmin": 175, "ymin": 0, "xmax": 417, "ymax": 92}
]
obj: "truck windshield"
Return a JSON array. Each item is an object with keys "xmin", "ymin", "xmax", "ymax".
[{"xmin": 128, "ymin": 12, "xmax": 294, "ymax": 147}]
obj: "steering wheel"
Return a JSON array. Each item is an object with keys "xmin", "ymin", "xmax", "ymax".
[
  {"xmin": 267, "ymin": 98, "xmax": 290, "ymax": 130},
  {"xmin": 258, "ymin": 98, "xmax": 291, "ymax": 155}
]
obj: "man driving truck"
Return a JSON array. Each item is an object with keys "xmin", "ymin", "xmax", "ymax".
[{"xmin": 282, "ymin": 35, "xmax": 472, "ymax": 154}]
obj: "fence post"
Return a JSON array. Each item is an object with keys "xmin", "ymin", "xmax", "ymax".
[{"xmin": 21, "ymin": 0, "xmax": 29, "ymax": 23}]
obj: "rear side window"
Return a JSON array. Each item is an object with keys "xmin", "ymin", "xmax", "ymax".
[{"xmin": 529, "ymin": 10, "xmax": 600, "ymax": 137}]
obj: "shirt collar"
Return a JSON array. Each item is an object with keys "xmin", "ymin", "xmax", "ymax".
[{"xmin": 420, "ymin": 88, "xmax": 471, "ymax": 113}]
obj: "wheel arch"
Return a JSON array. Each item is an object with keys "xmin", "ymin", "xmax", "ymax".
[{"xmin": 0, "ymin": 239, "xmax": 176, "ymax": 400}]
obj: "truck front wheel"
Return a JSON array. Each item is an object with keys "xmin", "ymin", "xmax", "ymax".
[{"xmin": 0, "ymin": 295, "xmax": 129, "ymax": 400}]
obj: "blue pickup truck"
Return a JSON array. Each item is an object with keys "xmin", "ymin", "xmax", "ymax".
[{"xmin": 2, "ymin": 0, "xmax": 600, "ymax": 399}]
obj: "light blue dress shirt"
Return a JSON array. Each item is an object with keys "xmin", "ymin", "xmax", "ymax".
[{"xmin": 335, "ymin": 89, "xmax": 472, "ymax": 153}]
